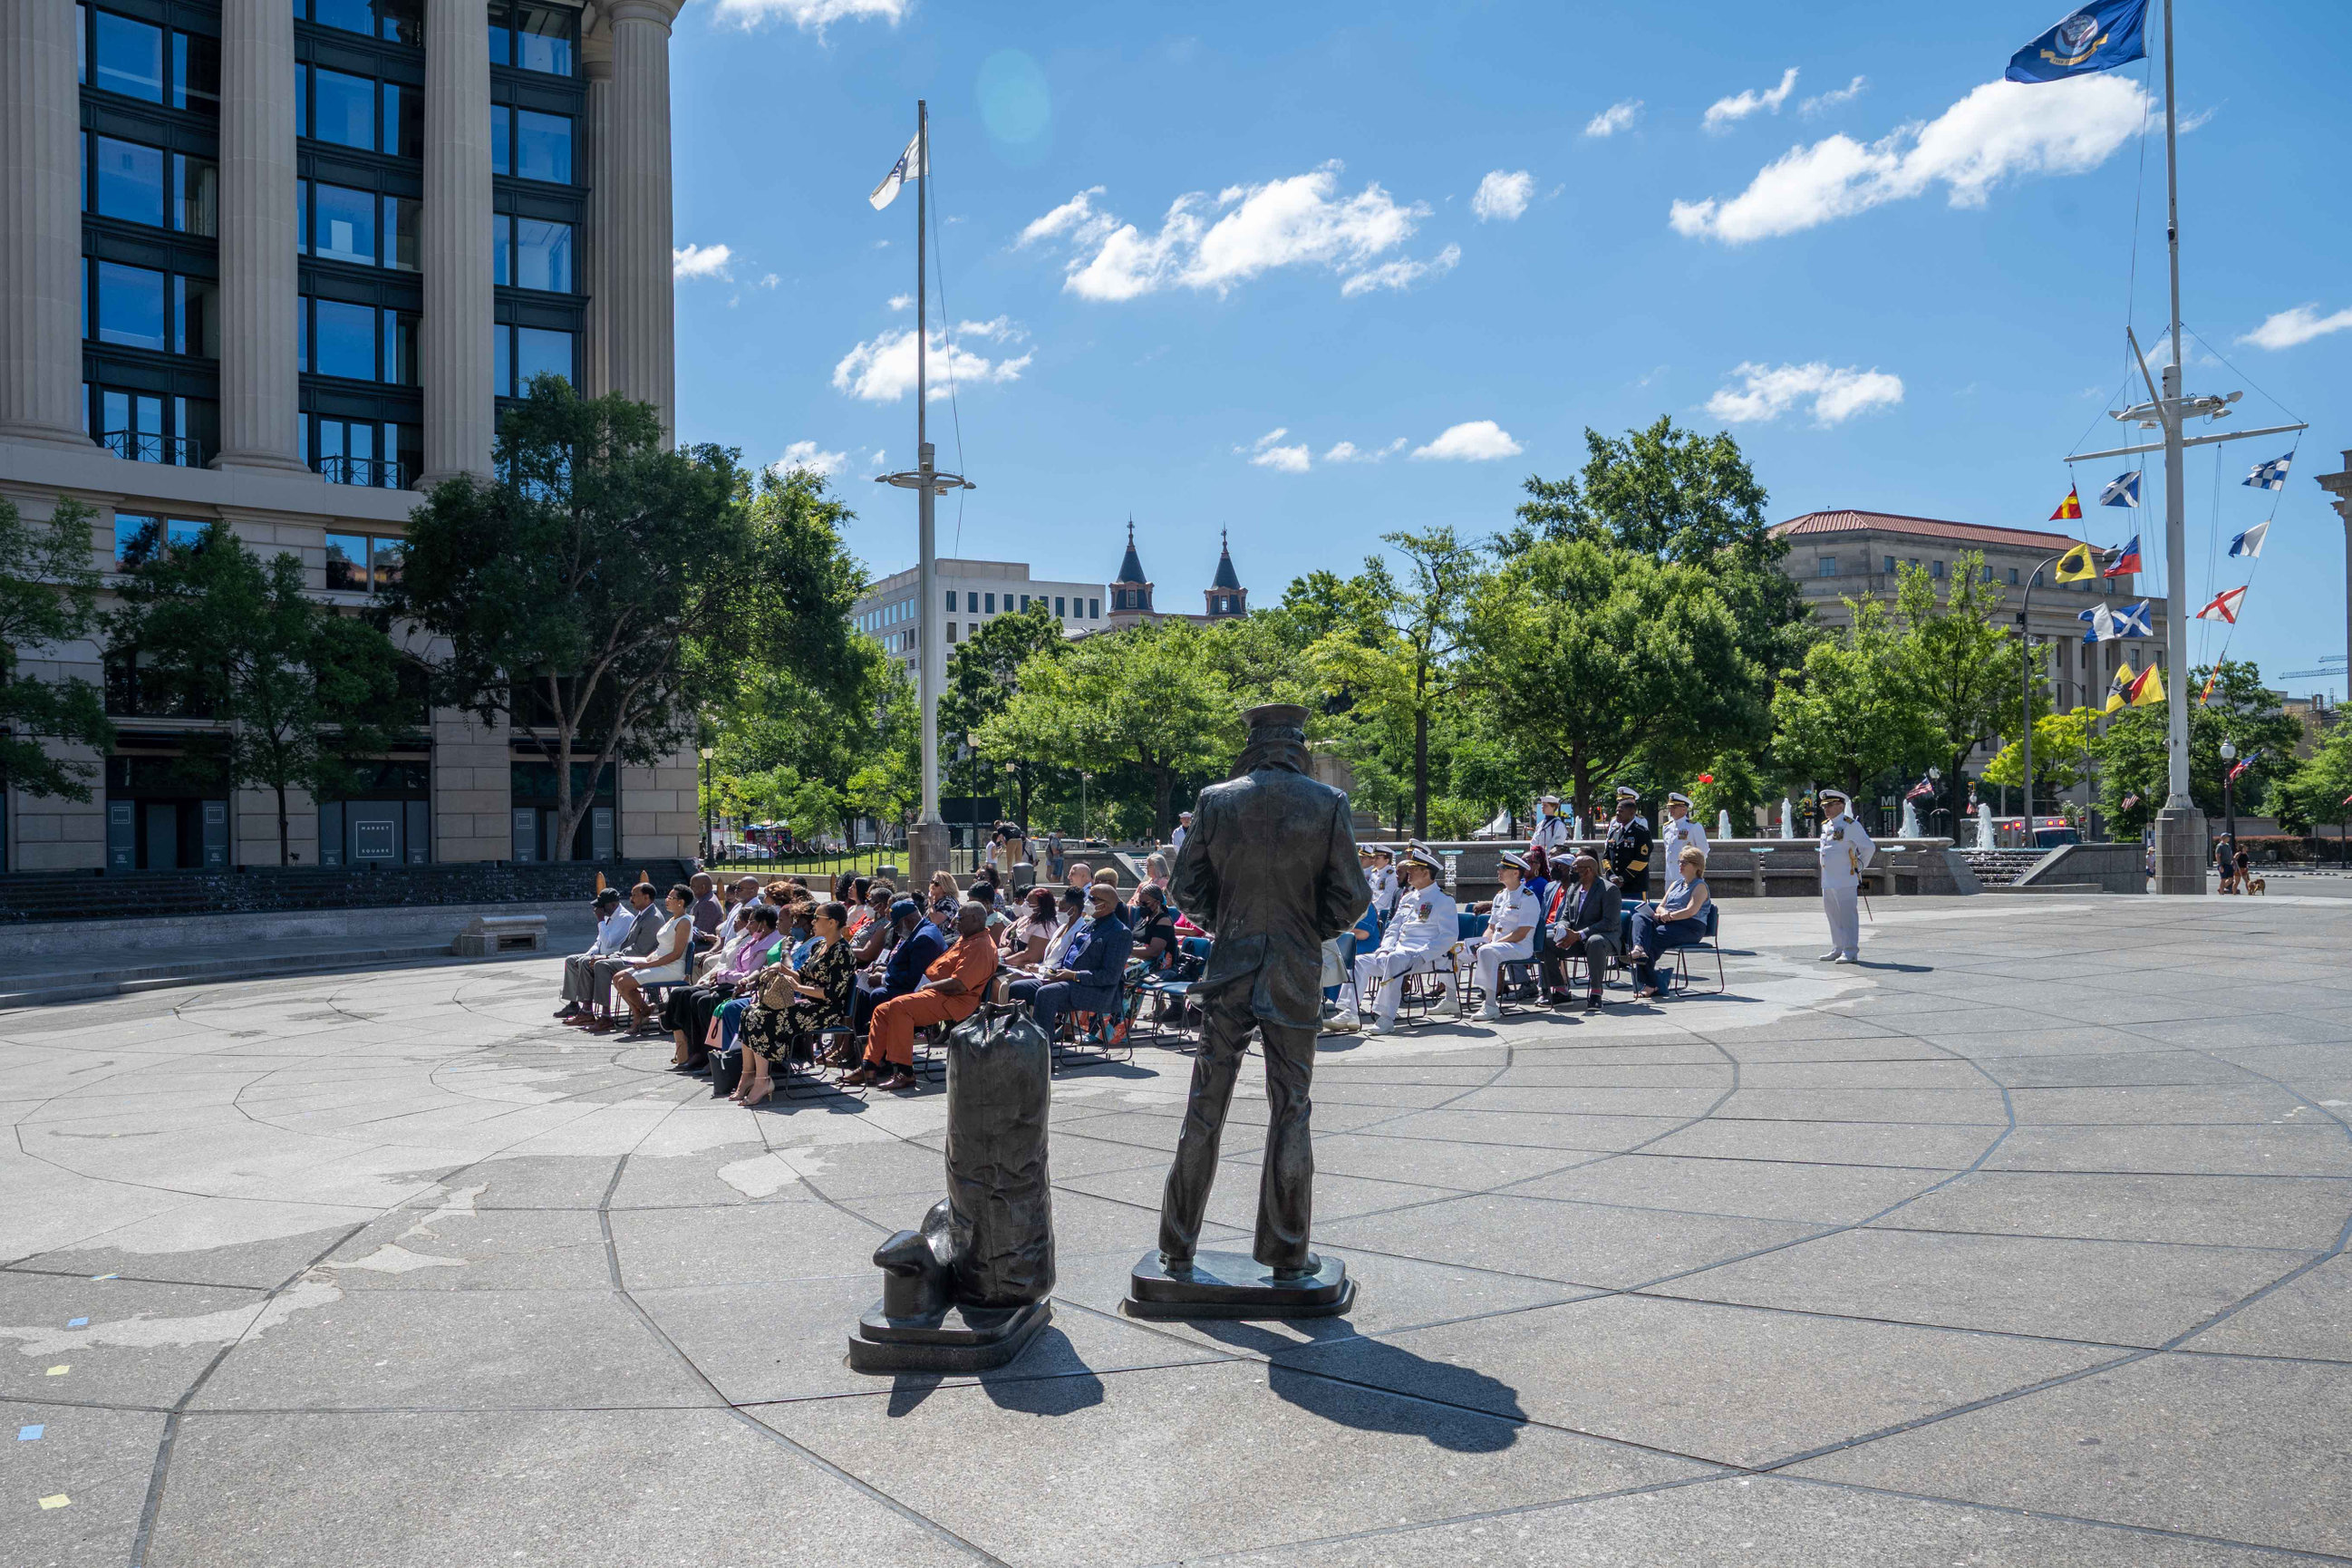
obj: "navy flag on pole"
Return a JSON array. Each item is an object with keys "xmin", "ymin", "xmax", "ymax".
[{"xmin": 2005, "ymin": 1, "xmax": 2149, "ymax": 83}]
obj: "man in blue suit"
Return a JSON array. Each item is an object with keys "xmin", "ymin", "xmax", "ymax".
[
  {"xmin": 1009, "ymin": 881, "xmax": 1131, "ymax": 1040},
  {"xmin": 852, "ymin": 897, "xmax": 944, "ymax": 1038}
]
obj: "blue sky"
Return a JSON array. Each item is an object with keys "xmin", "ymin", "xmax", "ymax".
[{"xmin": 668, "ymin": 0, "xmax": 2352, "ymax": 698}]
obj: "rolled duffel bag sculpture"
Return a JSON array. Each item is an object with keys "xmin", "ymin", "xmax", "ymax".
[{"xmin": 847, "ymin": 998, "xmax": 1056, "ymax": 1372}]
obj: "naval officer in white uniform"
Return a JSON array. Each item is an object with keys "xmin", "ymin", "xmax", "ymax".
[
  {"xmin": 1333, "ymin": 846, "xmax": 1458, "ymax": 1036},
  {"xmin": 1815, "ymin": 786, "xmax": 1875, "ymax": 963},
  {"xmin": 1530, "ymin": 796, "xmax": 1573, "ymax": 857},
  {"xmin": 1659, "ymin": 790, "xmax": 1708, "ymax": 873},
  {"xmin": 1466, "ymin": 850, "xmax": 1542, "ymax": 1021}
]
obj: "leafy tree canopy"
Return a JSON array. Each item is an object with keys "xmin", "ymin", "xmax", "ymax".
[{"xmin": 0, "ymin": 496, "xmax": 113, "ymax": 802}]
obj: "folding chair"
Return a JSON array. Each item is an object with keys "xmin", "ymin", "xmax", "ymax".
[{"xmin": 1664, "ymin": 904, "xmax": 1726, "ymax": 995}]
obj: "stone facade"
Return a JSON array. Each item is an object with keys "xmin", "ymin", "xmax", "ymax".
[{"xmin": 0, "ymin": 0, "xmax": 692, "ymax": 873}]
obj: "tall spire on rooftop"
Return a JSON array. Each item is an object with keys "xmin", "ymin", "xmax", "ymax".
[
  {"xmin": 1210, "ymin": 527, "xmax": 1242, "ymax": 590},
  {"xmin": 1204, "ymin": 525, "xmax": 1247, "ymax": 619},
  {"xmin": 1116, "ymin": 516, "xmax": 1147, "ymax": 585}
]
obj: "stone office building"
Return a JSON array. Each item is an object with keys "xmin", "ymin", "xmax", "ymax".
[{"xmin": 0, "ymin": 0, "xmax": 692, "ymax": 872}]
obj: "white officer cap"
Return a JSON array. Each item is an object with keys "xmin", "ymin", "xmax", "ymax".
[
  {"xmin": 1404, "ymin": 846, "xmax": 1443, "ymax": 873},
  {"xmin": 1498, "ymin": 850, "xmax": 1531, "ymax": 874},
  {"xmin": 1615, "ymin": 786, "xmax": 1639, "ymax": 802},
  {"xmin": 1539, "ymin": 794, "xmax": 1561, "ymax": 807},
  {"xmin": 1819, "ymin": 787, "xmax": 1850, "ymax": 804},
  {"xmin": 1666, "ymin": 791, "xmax": 1692, "ymax": 808}
]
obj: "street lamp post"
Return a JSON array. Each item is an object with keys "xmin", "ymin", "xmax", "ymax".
[
  {"xmin": 2219, "ymin": 739, "xmax": 2238, "ymax": 878},
  {"xmin": 699, "ymin": 746, "xmax": 713, "ymax": 866}
]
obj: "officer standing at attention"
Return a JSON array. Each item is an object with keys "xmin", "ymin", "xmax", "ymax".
[
  {"xmin": 1816, "ymin": 786, "xmax": 1875, "ymax": 963},
  {"xmin": 1530, "ymin": 796, "xmax": 1573, "ymax": 857},
  {"xmin": 1603, "ymin": 787, "xmax": 1653, "ymax": 901},
  {"xmin": 1659, "ymin": 790, "xmax": 1708, "ymax": 872},
  {"xmin": 1366, "ymin": 845, "xmax": 1400, "ymax": 922}
]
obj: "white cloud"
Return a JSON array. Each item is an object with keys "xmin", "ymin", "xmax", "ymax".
[
  {"xmin": 1022, "ymin": 163, "xmax": 1428, "ymax": 301},
  {"xmin": 1339, "ymin": 243, "xmax": 1459, "ymax": 297},
  {"xmin": 758, "ymin": 273, "xmax": 781, "ymax": 289},
  {"xmin": 1410, "ymin": 421, "xmax": 1524, "ymax": 462},
  {"xmin": 1705, "ymin": 361, "xmax": 1904, "ymax": 426},
  {"xmin": 1471, "ymin": 169, "xmax": 1534, "ymax": 222},
  {"xmin": 1584, "ymin": 100, "xmax": 1641, "ymax": 138},
  {"xmin": 1801, "ymin": 74, "xmax": 1868, "ymax": 115},
  {"xmin": 1324, "ymin": 438, "xmax": 1408, "ymax": 464},
  {"xmin": 1704, "ymin": 67, "xmax": 1799, "ymax": 131},
  {"xmin": 710, "ymin": 0, "xmax": 905, "ymax": 32},
  {"xmin": 772, "ymin": 440, "xmax": 847, "ymax": 479},
  {"xmin": 1240, "ymin": 428, "xmax": 1312, "ymax": 473},
  {"xmin": 673, "ymin": 243, "xmax": 734, "ymax": 281},
  {"xmin": 886, "ymin": 294, "xmax": 913, "ymax": 311},
  {"xmin": 831, "ymin": 318, "xmax": 1032, "ymax": 402},
  {"xmin": 2240, "ymin": 305, "xmax": 2352, "ymax": 351},
  {"xmin": 1670, "ymin": 74, "xmax": 2147, "ymax": 243}
]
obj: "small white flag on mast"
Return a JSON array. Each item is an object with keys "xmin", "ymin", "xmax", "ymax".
[{"xmin": 868, "ymin": 131, "xmax": 926, "ymax": 210}]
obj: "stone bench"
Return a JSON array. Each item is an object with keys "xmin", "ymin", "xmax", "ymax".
[{"xmin": 454, "ymin": 914, "xmax": 547, "ymax": 956}]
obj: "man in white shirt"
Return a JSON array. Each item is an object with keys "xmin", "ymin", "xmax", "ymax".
[
  {"xmin": 1332, "ymin": 846, "xmax": 1459, "ymax": 1036},
  {"xmin": 1659, "ymin": 791, "xmax": 1708, "ymax": 873},
  {"xmin": 1170, "ymin": 810, "xmax": 1192, "ymax": 856},
  {"xmin": 557, "ymin": 888, "xmax": 638, "ymax": 1019},
  {"xmin": 1530, "ymin": 796, "xmax": 1573, "ymax": 856},
  {"xmin": 1816, "ymin": 787, "xmax": 1875, "ymax": 963},
  {"xmin": 1467, "ymin": 850, "xmax": 1542, "ymax": 1021}
]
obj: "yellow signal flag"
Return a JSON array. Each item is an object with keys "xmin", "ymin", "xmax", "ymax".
[
  {"xmin": 2054, "ymin": 542, "xmax": 2100, "ymax": 583},
  {"xmin": 2128, "ymin": 663, "xmax": 2165, "ymax": 707},
  {"xmin": 2106, "ymin": 663, "xmax": 2133, "ymax": 712}
]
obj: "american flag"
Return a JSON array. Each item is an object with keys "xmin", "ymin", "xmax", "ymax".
[{"xmin": 1905, "ymin": 776, "xmax": 1937, "ymax": 800}]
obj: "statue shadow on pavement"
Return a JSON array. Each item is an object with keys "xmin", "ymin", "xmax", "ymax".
[
  {"xmin": 1180, "ymin": 1318, "xmax": 1526, "ymax": 1454},
  {"xmin": 881, "ymin": 1326, "xmax": 1106, "ymax": 1419}
]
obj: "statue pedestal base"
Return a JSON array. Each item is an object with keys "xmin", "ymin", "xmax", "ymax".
[
  {"xmin": 2152, "ymin": 805, "xmax": 2209, "ymax": 895},
  {"xmin": 847, "ymin": 1298, "xmax": 1050, "ymax": 1374},
  {"xmin": 1124, "ymin": 1250, "xmax": 1353, "ymax": 1320},
  {"xmin": 906, "ymin": 818, "xmax": 952, "ymax": 891}
]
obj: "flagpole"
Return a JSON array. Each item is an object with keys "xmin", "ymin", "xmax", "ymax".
[
  {"xmin": 915, "ymin": 100, "xmax": 943, "ymax": 842},
  {"xmin": 2156, "ymin": 0, "xmax": 2192, "ymax": 839}
]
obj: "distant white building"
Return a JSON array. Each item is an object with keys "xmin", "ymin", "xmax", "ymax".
[{"xmin": 851, "ymin": 559, "xmax": 1108, "ymax": 679}]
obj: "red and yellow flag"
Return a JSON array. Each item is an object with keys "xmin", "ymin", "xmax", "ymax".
[
  {"xmin": 2198, "ymin": 667, "xmax": 2219, "ymax": 706},
  {"xmin": 2049, "ymin": 487, "xmax": 2084, "ymax": 521},
  {"xmin": 2127, "ymin": 663, "xmax": 2165, "ymax": 707}
]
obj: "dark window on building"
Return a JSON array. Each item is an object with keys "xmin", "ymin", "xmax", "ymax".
[
  {"xmin": 513, "ymin": 217, "xmax": 571, "ymax": 290},
  {"xmin": 111, "ymin": 516, "xmax": 207, "ymax": 570},
  {"xmin": 1055, "ymin": 595, "xmax": 1065, "ymax": 616},
  {"xmin": 312, "ymin": 299, "xmax": 375, "ymax": 379},
  {"xmin": 169, "ymin": 31, "xmax": 218, "ymax": 113},
  {"xmin": 314, "ymin": 182, "xmax": 377, "ymax": 266},
  {"xmin": 298, "ymin": 0, "xmax": 424, "ymax": 45},
  {"xmin": 92, "ymin": 134, "xmax": 166, "ymax": 227},
  {"xmin": 490, "ymin": 2, "xmax": 576, "ymax": 74},
  {"xmin": 1089, "ymin": 598, "xmax": 1099, "ymax": 618},
  {"xmin": 173, "ymin": 154, "xmax": 218, "ymax": 236},
  {"xmin": 93, "ymin": 260, "xmax": 166, "ymax": 350},
  {"xmin": 382, "ymin": 82, "xmax": 424, "ymax": 160},
  {"xmin": 1818, "ymin": 557, "xmax": 1838, "ymax": 578},
  {"xmin": 515, "ymin": 324, "xmax": 573, "ymax": 388},
  {"xmin": 513, "ymin": 110, "xmax": 572, "ymax": 182},
  {"xmin": 172, "ymin": 276, "xmax": 219, "ymax": 358},
  {"xmin": 92, "ymin": 10, "xmax": 164, "ymax": 102},
  {"xmin": 312, "ymin": 67, "xmax": 377, "ymax": 150}
]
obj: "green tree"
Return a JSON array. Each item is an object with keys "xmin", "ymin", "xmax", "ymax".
[
  {"xmin": 1462, "ymin": 537, "xmax": 1764, "ymax": 820},
  {"xmin": 391, "ymin": 380, "xmax": 860, "ymax": 859},
  {"xmin": 1981, "ymin": 707, "xmax": 2100, "ymax": 799},
  {"xmin": 2097, "ymin": 659, "xmax": 2302, "ymax": 836},
  {"xmin": 1505, "ymin": 415, "xmax": 1808, "ymax": 680},
  {"xmin": 939, "ymin": 601, "xmax": 1067, "ymax": 825},
  {"xmin": 1772, "ymin": 598, "xmax": 1941, "ymax": 802},
  {"xmin": 109, "ymin": 523, "xmax": 402, "ymax": 865},
  {"xmin": 1304, "ymin": 528, "xmax": 1483, "ymax": 837},
  {"xmin": 977, "ymin": 620, "xmax": 1237, "ymax": 837},
  {"xmin": 0, "ymin": 496, "xmax": 114, "ymax": 803},
  {"xmin": 2274, "ymin": 723, "xmax": 2352, "ymax": 838},
  {"xmin": 1892, "ymin": 553, "xmax": 2023, "ymax": 826}
]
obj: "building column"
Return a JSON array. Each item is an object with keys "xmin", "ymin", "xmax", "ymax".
[
  {"xmin": 579, "ymin": 26, "xmax": 613, "ymax": 397},
  {"xmin": 420, "ymin": 0, "xmax": 494, "ymax": 485},
  {"xmin": 605, "ymin": 0, "xmax": 679, "ymax": 444},
  {"xmin": 213, "ymin": 0, "xmax": 308, "ymax": 470},
  {"xmin": 0, "ymin": 0, "xmax": 90, "ymax": 448}
]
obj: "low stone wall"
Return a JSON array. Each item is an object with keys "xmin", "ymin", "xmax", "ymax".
[
  {"xmin": 2017, "ymin": 840, "xmax": 2146, "ymax": 894},
  {"xmin": 6, "ymin": 899, "xmax": 602, "ymax": 962},
  {"xmin": 0, "ymin": 859, "xmax": 695, "ymax": 924}
]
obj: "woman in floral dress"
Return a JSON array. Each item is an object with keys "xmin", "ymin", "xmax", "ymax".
[{"xmin": 737, "ymin": 902, "xmax": 855, "ymax": 1106}]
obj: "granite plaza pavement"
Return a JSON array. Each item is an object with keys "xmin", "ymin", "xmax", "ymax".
[{"xmin": 5, "ymin": 893, "xmax": 2350, "ymax": 1567}]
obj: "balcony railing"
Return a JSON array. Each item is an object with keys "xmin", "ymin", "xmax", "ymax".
[
  {"xmin": 101, "ymin": 430, "xmax": 206, "ymax": 466},
  {"xmin": 315, "ymin": 455, "xmax": 411, "ymax": 489}
]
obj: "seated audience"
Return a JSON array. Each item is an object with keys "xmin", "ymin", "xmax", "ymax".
[
  {"xmin": 1007, "ymin": 881, "xmax": 1132, "ymax": 1040},
  {"xmin": 1545, "ymin": 853, "xmax": 1622, "ymax": 1016},
  {"xmin": 688, "ymin": 873, "xmax": 723, "ymax": 953},
  {"xmin": 1131, "ymin": 885, "xmax": 1179, "ymax": 973},
  {"xmin": 738, "ymin": 901, "xmax": 857, "ymax": 1104},
  {"xmin": 571, "ymin": 883, "xmax": 664, "ymax": 1030},
  {"xmin": 664, "ymin": 905, "xmax": 777, "ymax": 1065},
  {"xmin": 847, "ymin": 901, "xmax": 999, "ymax": 1092},
  {"xmin": 1626, "ymin": 846, "xmax": 1712, "ymax": 999},
  {"xmin": 1331, "ymin": 846, "xmax": 1457, "ymax": 1037},
  {"xmin": 1002, "ymin": 886, "xmax": 1058, "ymax": 969},
  {"xmin": 850, "ymin": 897, "xmax": 944, "ymax": 1039},
  {"xmin": 1466, "ymin": 850, "xmax": 1542, "ymax": 1021},
  {"xmin": 609, "ymin": 884, "xmax": 697, "ymax": 1042},
  {"xmin": 556, "ymin": 888, "xmax": 634, "ymax": 1021},
  {"xmin": 925, "ymin": 869, "xmax": 962, "ymax": 924},
  {"xmin": 849, "ymin": 884, "xmax": 897, "ymax": 964}
]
